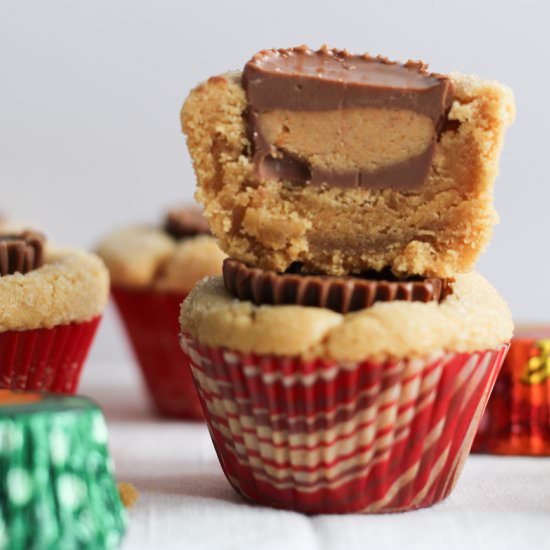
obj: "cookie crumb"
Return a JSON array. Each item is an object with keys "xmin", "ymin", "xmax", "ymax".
[{"xmin": 118, "ymin": 482, "xmax": 139, "ymax": 508}]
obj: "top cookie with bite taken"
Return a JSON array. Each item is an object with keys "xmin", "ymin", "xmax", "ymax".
[{"xmin": 181, "ymin": 46, "xmax": 514, "ymax": 277}]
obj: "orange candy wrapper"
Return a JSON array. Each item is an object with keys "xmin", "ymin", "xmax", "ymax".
[{"xmin": 473, "ymin": 326, "xmax": 550, "ymax": 455}]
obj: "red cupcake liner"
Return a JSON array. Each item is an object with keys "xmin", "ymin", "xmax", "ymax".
[
  {"xmin": 473, "ymin": 326, "xmax": 550, "ymax": 455},
  {"xmin": 0, "ymin": 317, "xmax": 101, "ymax": 393},
  {"xmin": 181, "ymin": 333, "xmax": 508, "ymax": 514},
  {"xmin": 112, "ymin": 287, "xmax": 203, "ymax": 419}
]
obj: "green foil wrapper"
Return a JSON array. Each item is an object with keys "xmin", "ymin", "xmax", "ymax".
[{"xmin": 0, "ymin": 391, "xmax": 126, "ymax": 549}]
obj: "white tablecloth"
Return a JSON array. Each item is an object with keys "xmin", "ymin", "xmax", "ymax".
[{"xmin": 79, "ymin": 359, "xmax": 550, "ymax": 550}]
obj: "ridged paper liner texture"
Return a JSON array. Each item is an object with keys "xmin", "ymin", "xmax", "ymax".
[
  {"xmin": 180, "ymin": 333, "xmax": 508, "ymax": 514},
  {"xmin": 473, "ymin": 332, "xmax": 550, "ymax": 455},
  {"xmin": 0, "ymin": 394, "xmax": 126, "ymax": 548},
  {"xmin": 0, "ymin": 317, "xmax": 101, "ymax": 393},
  {"xmin": 112, "ymin": 287, "xmax": 203, "ymax": 419},
  {"xmin": 223, "ymin": 258, "xmax": 453, "ymax": 313}
]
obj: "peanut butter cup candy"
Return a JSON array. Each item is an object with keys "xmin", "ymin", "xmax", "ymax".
[
  {"xmin": 0, "ymin": 230, "xmax": 45, "ymax": 276},
  {"xmin": 96, "ymin": 206, "xmax": 226, "ymax": 419},
  {"xmin": 0, "ymin": 228, "xmax": 108, "ymax": 394},
  {"xmin": 223, "ymin": 258, "xmax": 452, "ymax": 313},
  {"xmin": 182, "ymin": 46, "xmax": 514, "ymax": 277}
]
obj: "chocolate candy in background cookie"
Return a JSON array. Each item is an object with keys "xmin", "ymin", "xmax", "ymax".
[
  {"xmin": 0, "ymin": 230, "xmax": 45, "ymax": 276},
  {"xmin": 164, "ymin": 205, "xmax": 211, "ymax": 239},
  {"xmin": 473, "ymin": 325, "xmax": 550, "ymax": 456},
  {"xmin": 182, "ymin": 46, "xmax": 515, "ymax": 277},
  {"xmin": 0, "ymin": 390, "xmax": 126, "ymax": 549},
  {"xmin": 95, "ymin": 205, "xmax": 225, "ymax": 419}
]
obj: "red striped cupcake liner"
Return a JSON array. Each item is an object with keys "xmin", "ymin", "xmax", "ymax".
[
  {"xmin": 473, "ymin": 326, "xmax": 550, "ymax": 455},
  {"xmin": 112, "ymin": 287, "xmax": 203, "ymax": 419},
  {"xmin": 0, "ymin": 317, "xmax": 101, "ymax": 394},
  {"xmin": 180, "ymin": 333, "xmax": 508, "ymax": 514}
]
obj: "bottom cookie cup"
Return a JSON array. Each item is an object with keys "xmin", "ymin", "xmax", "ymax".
[
  {"xmin": 181, "ymin": 333, "xmax": 508, "ymax": 514},
  {"xmin": 112, "ymin": 287, "xmax": 203, "ymax": 419},
  {"xmin": 0, "ymin": 317, "xmax": 101, "ymax": 394},
  {"xmin": 473, "ymin": 326, "xmax": 550, "ymax": 455}
]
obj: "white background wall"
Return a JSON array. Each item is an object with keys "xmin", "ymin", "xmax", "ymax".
[{"xmin": 0, "ymin": 0, "xmax": 546, "ymax": 361}]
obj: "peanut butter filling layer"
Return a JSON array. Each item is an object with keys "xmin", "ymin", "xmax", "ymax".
[{"xmin": 255, "ymin": 108, "xmax": 435, "ymax": 188}]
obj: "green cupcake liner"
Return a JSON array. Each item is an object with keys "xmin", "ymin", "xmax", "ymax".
[{"xmin": 0, "ymin": 391, "xmax": 126, "ymax": 549}]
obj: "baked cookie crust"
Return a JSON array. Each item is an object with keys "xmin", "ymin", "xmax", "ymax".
[
  {"xmin": 0, "ymin": 247, "xmax": 109, "ymax": 331},
  {"xmin": 96, "ymin": 226, "xmax": 225, "ymax": 292}
]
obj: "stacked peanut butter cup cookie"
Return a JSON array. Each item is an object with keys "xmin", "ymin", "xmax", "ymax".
[{"xmin": 179, "ymin": 47, "xmax": 515, "ymax": 513}]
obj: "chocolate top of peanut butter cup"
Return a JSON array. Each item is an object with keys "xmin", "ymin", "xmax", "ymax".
[
  {"xmin": 223, "ymin": 258, "xmax": 453, "ymax": 314},
  {"xmin": 163, "ymin": 207, "xmax": 210, "ymax": 240},
  {"xmin": 0, "ymin": 230, "xmax": 46, "ymax": 276},
  {"xmin": 243, "ymin": 46, "xmax": 453, "ymax": 120}
]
